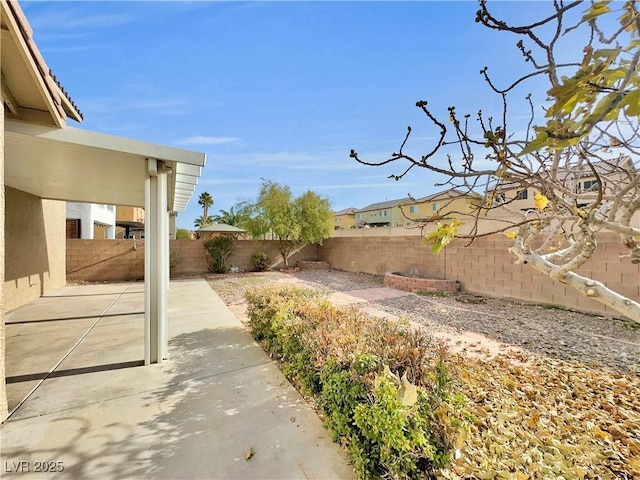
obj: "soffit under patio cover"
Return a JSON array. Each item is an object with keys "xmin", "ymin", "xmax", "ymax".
[{"xmin": 4, "ymin": 119, "xmax": 205, "ymax": 211}]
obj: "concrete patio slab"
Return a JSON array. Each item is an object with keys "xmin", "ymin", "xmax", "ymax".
[{"xmin": 1, "ymin": 279, "xmax": 354, "ymax": 479}]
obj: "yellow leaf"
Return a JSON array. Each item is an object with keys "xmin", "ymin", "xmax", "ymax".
[
  {"xmin": 534, "ymin": 193, "xmax": 549, "ymax": 210},
  {"xmin": 398, "ymin": 372, "xmax": 418, "ymax": 406},
  {"xmin": 504, "ymin": 232, "xmax": 517, "ymax": 239}
]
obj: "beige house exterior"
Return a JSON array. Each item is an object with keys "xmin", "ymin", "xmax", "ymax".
[
  {"xmin": 0, "ymin": 0, "xmax": 205, "ymax": 422},
  {"xmin": 494, "ymin": 158, "xmax": 638, "ymax": 221},
  {"xmin": 116, "ymin": 205, "xmax": 146, "ymax": 239},
  {"xmin": 402, "ymin": 189, "xmax": 481, "ymax": 225},
  {"xmin": 333, "ymin": 207, "xmax": 356, "ymax": 229},
  {"xmin": 355, "ymin": 197, "xmax": 412, "ymax": 228}
]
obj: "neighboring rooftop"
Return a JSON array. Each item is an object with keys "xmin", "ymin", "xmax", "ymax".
[
  {"xmin": 413, "ymin": 188, "xmax": 481, "ymax": 203},
  {"xmin": 334, "ymin": 207, "xmax": 356, "ymax": 215},
  {"xmin": 355, "ymin": 197, "xmax": 413, "ymax": 213}
]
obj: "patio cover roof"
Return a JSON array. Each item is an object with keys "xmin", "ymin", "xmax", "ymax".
[{"xmin": 4, "ymin": 119, "xmax": 205, "ymax": 212}]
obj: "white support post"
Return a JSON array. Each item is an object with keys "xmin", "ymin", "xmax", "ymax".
[
  {"xmin": 145, "ymin": 158, "xmax": 165, "ymax": 364},
  {"xmin": 144, "ymin": 166, "xmax": 154, "ymax": 364},
  {"xmin": 157, "ymin": 169, "xmax": 169, "ymax": 360}
]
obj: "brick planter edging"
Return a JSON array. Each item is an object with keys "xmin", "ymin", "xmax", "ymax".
[
  {"xmin": 297, "ymin": 260, "xmax": 331, "ymax": 270},
  {"xmin": 384, "ymin": 272, "xmax": 460, "ymax": 293}
]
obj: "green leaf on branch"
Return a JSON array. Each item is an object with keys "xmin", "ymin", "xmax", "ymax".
[
  {"xmin": 580, "ymin": 1, "xmax": 611, "ymax": 23},
  {"xmin": 423, "ymin": 219, "xmax": 463, "ymax": 254},
  {"xmin": 624, "ymin": 90, "xmax": 640, "ymax": 116}
]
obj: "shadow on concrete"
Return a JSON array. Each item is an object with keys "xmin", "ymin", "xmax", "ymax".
[
  {"xmin": 6, "ymin": 311, "xmax": 144, "ymax": 325},
  {"xmin": 6, "ymin": 361, "xmax": 145, "ymax": 384},
  {"xmin": 0, "ymin": 279, "xmax": 354, "ymax": 479}
]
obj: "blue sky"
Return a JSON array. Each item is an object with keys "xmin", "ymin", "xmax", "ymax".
[{"xmin": 21, "ymin": 1, "xmax": 572, "ymax": 229}]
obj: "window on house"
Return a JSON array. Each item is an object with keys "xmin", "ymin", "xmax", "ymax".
[
  {"xmin": 582, "ymin": 180, "xmax": 599, "ymax": 191},
  {"xmin": 382, "ymin": 210, "xmax": 388, "ymax": 217},
  {"xmin": 356, "ymin": 213, "xmax": 361, "ymax": 220},
  {"xmin": 432, "ymin": 203, "xmax": 439, "ymax": 211},
  {"xmin": 516, "ymin": 189, "xmax": 528, "ymax": 200},
  {"xmin": 409, "ymin": 206, "xmax": 418, "ymax": 214}
]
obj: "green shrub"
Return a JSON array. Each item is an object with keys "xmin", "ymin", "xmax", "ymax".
[
  {"xmin": 244, "ymin": 285, "xmax": 462, "ymax": 479},
  {"xmin": 204, "ymin": 235, "xmax": 235, "ymax": 273},
  {"xmin": 176, "ymin": 228, "xmax": 191, "ymax": 240},
  {"xmin": 251, "ymin": 251, "xmax": 271, "ymax": 271}
]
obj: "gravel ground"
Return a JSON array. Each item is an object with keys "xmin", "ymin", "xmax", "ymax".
[{"xmin": 208, "ymin": 269, "xmax": 640, "ymax": 375}]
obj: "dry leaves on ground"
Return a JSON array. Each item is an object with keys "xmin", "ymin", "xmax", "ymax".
[{"xmin": 441, "ymin": 353, "xmax": 640, "ymax": 479}]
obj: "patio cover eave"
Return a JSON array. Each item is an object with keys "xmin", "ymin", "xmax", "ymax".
[{"xmin": 4, "ymin": 119, "xmax": 206, "ymax": 212}]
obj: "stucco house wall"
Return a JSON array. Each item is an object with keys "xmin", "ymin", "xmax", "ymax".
[
  {"xmin": 356, "ymin": 205, "xmax": 405, "ymax": 227},
  {"xmin": 333, "ymin": 211, "xmax": 355, "ymax": 229},
  {"xmin": 66, "ymin": 202, "xmax": 116, "ymax": 239},
  {"xmin": 4, "ymin": 187, "xmax": 67, "ymax": 311},
  {"xmin": 404, "ymin": 197, "xmax": 477, "ymax": 224}
]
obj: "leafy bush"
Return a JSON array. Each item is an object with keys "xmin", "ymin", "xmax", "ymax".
[
  {"xmin": 250, "ymin": 250, "xmax": 271, "ymax": 271},
  {"xmin": 245, "ymin": 285, "xmax": 458, "ymax": 479},
  {"xmin": 204, "ymin": 235, "xmax": 235, "ymax": 273},
  {"xmin": 245, "ymin": 285, "xmax": 640, "ymax": 478}
]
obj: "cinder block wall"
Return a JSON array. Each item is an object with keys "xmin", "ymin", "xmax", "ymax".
[
  {"xmin": 66, "ymin": 239, "xmax": 318, "ymax": 282},
  {"xmin": 67, "ymin": 239, "xmax": 145, "ymax": 282},
  {"xmin": 319, "ymin": 233, "xmax": 639, "ymax": 317},
  {"xmin": 230, "ymin": 240, "xmax": 317, "ymax": 271}
]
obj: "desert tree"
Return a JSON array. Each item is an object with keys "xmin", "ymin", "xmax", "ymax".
[
  {"xmin": 246, "ymin": 180, "xmax": 333, "ymax": 266},
  {"xmin": 351, "ymin": 0, "xmax": 640, "ymax": 322}
]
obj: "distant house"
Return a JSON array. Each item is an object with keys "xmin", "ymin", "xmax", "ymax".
[
  {"xmin": 355, "ymin": 197, "xmax": 412, "ymax": 227},
  {"xmin": 66, "ymin": 202, "xmax": 116, "ymax": 239},
  {"xmin": 116, "ymin": 205, "xmax": 146, "ymax": 239},
  {"xmin": 403, "ymin": 188, "xmax": 481, "ymax": 226},
  {"xmin": 333, "ymin": 207, "xmax": 356, "ymax": 229},
  {"xmin": 493, "ymin": 158, "xmax": 638, "ymax": 220}
]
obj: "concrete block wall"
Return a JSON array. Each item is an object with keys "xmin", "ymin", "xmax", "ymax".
[
  {"xmin": 229, "ymin": 240, "xmax": 317, "ymax": 271},
  {"xmin": 67, "ymin": 239, "xmax": 145, "ymax": 282},
  {"xmin": 319, "ymin": 233, "xmax": 640, "ymax": 317},
  {"xmin": 170, "ymin": 240, "xmax": 208, "ymax": 277},
  {"xmin": 66, "ymin": 239, "xmax": 318, "ymax": 282},
  {"xmin": 318, "ymin": 236, "xmax": 446, "ymax": 278}
]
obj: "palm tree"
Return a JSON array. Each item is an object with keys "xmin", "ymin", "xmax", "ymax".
[
  {"xmin": 198, "ymin": 192, "xmax": 214, "ymax": 220},
  {"xmin": 212, "ymin": 206, "xmax": 241, "ymax": 226},
  {"xmin": 194, "ymin": 215, "xmax": 213, "ymax": 228}
]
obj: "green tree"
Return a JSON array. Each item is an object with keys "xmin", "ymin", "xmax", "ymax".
[
  {"xmin": 248, "ymin": 180, "xmax": 333, "ymax": 266},
  {"xmin": 236, "ymin": 200, "xmax": 269, "ymax": 238},
  {"xmin": 198, "ymin": 191, "xmax": 214, "ymax": 220},
  {"xmin": 176, "ymin": 228, "xmax": 191, "ymax": 240},
  {"xmin": 351, "ymin": 1, "xmax": 640, "ymax": 322}
]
